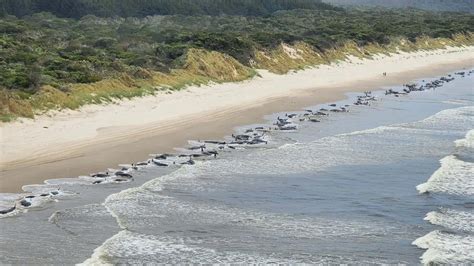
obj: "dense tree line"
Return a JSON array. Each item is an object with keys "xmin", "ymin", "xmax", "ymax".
[
  {"xmin": 0, "ymin": 7, "xmax": 473, "ymax": 92},
  {"xmin": 0, "ymin": 0, "xmax": 339, "ymax": 18}
]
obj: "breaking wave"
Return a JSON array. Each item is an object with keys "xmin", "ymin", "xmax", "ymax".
[
  {"xmin": 415, "ymin": 122, "xmax": 474, "ymax": 265},
  {"xmin": 455, "ymin": 129, "xmax": 474, "ymax": 149},
  {"xmin": 413, "ymin": 231, "xmax": 474, "ymax": 265},
  {"xmin": 416, "ymin": 155, "xmax": 473, "ymax": 196}
]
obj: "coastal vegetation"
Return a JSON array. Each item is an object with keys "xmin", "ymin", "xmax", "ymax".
[{"xmin": 1, "ymin": 0, "xmax": 473, "ymax": 122}]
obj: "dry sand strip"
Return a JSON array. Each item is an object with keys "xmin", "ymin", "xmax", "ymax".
[{"xmin": 1, "ymin": 46, "xmax": 473, "ymax": 192}]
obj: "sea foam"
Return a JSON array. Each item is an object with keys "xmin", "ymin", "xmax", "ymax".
[
  {"xmin": 455, "ymin": 129, "xmax": 474, "ymax": 149},
  {"xmin": 416, "ymin": 155, "xmax": 474, "ymax": 196},
  {"xmin": 413, "ymin": 230, "xmax": 474, "ymax": 265},
  {"xmin": 424, "ymin": 209, "xmax": 474, "ymax": 232}
]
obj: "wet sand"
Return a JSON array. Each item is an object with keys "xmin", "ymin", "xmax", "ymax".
[{"xmin": 1, "ymin": 49, "xmax": 473, "ymax": 192}]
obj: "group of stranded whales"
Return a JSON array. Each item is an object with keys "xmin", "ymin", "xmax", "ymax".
[
  {"xmin": 385, "ymin": 70, "xmax": 473, "ymax": 97},
  {"xmin": 1, "ymin": 69, "xmax": 472, "ymax": 217},
  {"xmin": 0, "ymin": 190, "xmax": 62, "ymax": 215}
]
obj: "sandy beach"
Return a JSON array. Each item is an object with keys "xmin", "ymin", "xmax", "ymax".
[{"xmin": 1, "ymin": 46, "xmax": 473, "ymax": 193}]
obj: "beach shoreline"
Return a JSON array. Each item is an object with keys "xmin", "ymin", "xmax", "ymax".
[{"xmin": 1, "ymin": 46, "xmax": 473, "ymax": 193}]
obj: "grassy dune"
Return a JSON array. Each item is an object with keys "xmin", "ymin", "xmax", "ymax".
[
  {"xmin": 0, "ymin": 49, "xmax": 256, "ymax": 122},
  {"xmin": 1, "ymin": 33, "xmax": 473, "ymax": 122},
  {"xmin": 254, "ymin": 33, "xmax": 474, "ymax": 73}
]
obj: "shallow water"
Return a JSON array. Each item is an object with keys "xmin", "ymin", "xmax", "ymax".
[{"xmin": 1, "ymin": 70, "xmax": 473, "ymax": 264}]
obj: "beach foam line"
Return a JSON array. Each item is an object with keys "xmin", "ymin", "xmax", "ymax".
[
  {"xmin": 442, "ymin": 99, "xmax": 474, "ymax": 106},
  {"xmin": 80, "ymin": 229, "xmax": 295, "ymax": 265},
  {"xmin": 398, "ymin": 105, "xmax": 474, "ymax": 134},
  {"xmin": 340, "ymin": 105, "xmax": 474, "ymax": 138}
]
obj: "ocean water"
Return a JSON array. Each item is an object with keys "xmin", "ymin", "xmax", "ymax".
[{"xmin": 0, "ymin": 70, "xmax": 473, "ymax": 264}]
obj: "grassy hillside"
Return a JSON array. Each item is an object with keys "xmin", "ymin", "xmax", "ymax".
[{"xmin": 1, "ymin": 7, "xmax": 473, "ymax": 122}]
